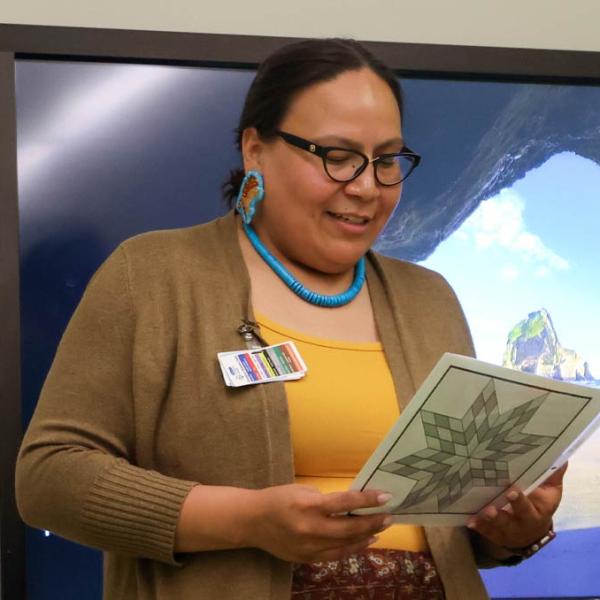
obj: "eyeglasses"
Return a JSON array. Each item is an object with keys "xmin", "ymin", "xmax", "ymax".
[{"xmin": 276, "ymin": 130, "xmax": 421, "ymax": 186}]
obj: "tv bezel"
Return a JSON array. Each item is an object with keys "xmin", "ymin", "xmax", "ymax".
[{"xmin": 1, "ymin": 23, "xmax": 599, "ymax": 600}]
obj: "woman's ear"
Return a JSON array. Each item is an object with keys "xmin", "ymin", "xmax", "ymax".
[{"xmin": 241, "ymin": 127, "xmax": 264, "ymax": 172}]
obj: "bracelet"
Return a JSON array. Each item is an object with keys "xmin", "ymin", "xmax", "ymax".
[{"xmin": 504, "ymin": 528, "xmax": 556, "ymax": 558}]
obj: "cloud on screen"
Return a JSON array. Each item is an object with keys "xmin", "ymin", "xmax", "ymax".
[{"xmin": 461, "ymin": 190, "xmax": 570, "ymax": 278}]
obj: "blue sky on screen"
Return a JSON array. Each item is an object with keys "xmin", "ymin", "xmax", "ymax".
[{"xmin": 420, "ymin": 151, "xmax": 600, "ymax": 375}]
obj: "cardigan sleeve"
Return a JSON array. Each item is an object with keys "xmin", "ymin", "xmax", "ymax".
[{"xmin": 15, "ymin": 246, "xmax": 197, "ymax": 565}]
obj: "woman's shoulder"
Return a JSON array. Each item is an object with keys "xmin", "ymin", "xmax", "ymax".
[
  {"xmin": 120, "ymin": 214, "xmax": 234, "ymax": 261},
  {"xmin": 368, "ymin": 250, "xmax": 464, "ymax": 315},
  {"xmin": 93, "ymin": 213, "xmax": 239, "ymax": 295},
  {"xmin": 368, "ymin": 250, "xmax": 451, "ymax": 288}
]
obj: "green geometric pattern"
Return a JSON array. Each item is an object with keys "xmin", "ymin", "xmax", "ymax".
[{"xmin": 381, "ymin": 378, "xmax": 555, "ymax": 511}]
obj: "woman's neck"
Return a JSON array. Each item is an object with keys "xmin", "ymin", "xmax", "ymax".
[
  {"xmin": 236, "ymin": 219, "xmax": 357, "ymax": 296},
  {"xmin": 236, "ymin": 222, "xmax": 379, "ymax": 343}
]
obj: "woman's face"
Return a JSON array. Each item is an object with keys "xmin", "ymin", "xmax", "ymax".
[{"xmin": 243, "ymin": 67, "xmax": 403, "ymax": 275}]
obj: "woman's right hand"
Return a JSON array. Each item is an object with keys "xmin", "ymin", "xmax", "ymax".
[{"xmin": 244, "ymin": 484, "xmax": 393, "ymax": 562}]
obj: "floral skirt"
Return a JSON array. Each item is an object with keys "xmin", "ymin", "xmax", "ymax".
[{"xmin": 291, "ymin": 549, "xmax": 445, "ymax": 599}]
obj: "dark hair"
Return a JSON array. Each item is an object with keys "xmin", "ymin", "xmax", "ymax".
[{"xmin": 223, "ymin": 38, "xmax": 404, "ymax": 205}]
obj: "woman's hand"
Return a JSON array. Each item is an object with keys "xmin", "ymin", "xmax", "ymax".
[
  {"xmin": 175, "ymin": 483, "xmax": 392, "ymax": 561},
  {"xmin": 467, "ymin": 463, "xmax": 567, "ymax": 553},
  {"xmin": 244, "ymin": 484, "xmax": 392, "ymax": 563}
]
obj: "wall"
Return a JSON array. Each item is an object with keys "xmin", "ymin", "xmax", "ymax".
[{"xmin": 1, "ymin": 0, "xmax": 600, "ymax": 52}]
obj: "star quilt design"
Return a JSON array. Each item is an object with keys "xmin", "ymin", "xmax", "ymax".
[{"xmin": 381, "ymin": 378, "xmax": 555, "ymax": 511}]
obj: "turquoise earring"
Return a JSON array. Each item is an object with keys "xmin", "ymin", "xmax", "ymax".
[{"xmin": 235, "ymin": 170, "xmax": 265, "ymax": 224}]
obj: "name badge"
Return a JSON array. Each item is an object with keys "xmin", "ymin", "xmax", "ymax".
[{"xmin": 218, "ymin": 341, "xmax": 307, "ymax": 387}]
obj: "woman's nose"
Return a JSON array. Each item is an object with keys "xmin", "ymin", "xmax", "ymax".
[{"xmin": 344, "ymin": 163, "xmax": 380, "ymax": 201}]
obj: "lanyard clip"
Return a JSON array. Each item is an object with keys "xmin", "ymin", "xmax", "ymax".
[{"xmin": 237, "ymin": 319, "xmax": 268, "ymax": 350}]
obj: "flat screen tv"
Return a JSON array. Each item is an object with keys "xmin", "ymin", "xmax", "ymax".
[{"xmin": 2, "ymin": 24, "xmax": 599, "ymax": 600}]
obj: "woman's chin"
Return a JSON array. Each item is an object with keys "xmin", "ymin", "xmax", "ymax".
[
  {"xmin": 304, "ymin": 251, "xmax": 368, "ymax": 276},
  {"xmin": 328, "ymin": 245, "xmax": 371, "ymax": 269}
]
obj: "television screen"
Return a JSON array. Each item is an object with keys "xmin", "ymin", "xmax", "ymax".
[
  {"xmin": 16, "ymin": 58, "xmax": 600, "ymax": 599},
  {"xmin": 399, "ymin": 77, "xmax": 600, "ymax": 598}
]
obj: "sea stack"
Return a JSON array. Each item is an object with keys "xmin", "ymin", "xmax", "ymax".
[{"xmin": 503, "ymin": 308, "xmax": 594, "ymax": 381}]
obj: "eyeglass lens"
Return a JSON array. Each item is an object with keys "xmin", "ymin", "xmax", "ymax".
[{"xmin": 324, "ymin": 149, "xmax": 414, "ymax": 185}]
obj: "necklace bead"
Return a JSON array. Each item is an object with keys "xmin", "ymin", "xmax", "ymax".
[{"xmin": 243, "ymin": 223, "xmax": 365, "ymax": 307}]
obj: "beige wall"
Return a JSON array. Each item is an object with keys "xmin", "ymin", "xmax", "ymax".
[{"xmin": 2, "ymin": 0, "xmax": 600, "ymax": 52}]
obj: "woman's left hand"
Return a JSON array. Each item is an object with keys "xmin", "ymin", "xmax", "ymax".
[{"xmin": 467, "ymin": 463, "xmax": 567, "ymax": 551}]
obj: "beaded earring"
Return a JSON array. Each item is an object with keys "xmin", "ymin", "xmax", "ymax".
[{"xmin": 235, "ymin": 170, "xmax": 265, "ymax": 224}]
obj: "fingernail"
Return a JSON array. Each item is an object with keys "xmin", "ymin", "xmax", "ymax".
[
  {"xmin": 368, "ymin": 536, "xmax": 379, "ymax": 545},
  {"xmin": 507, "ymin": 491, "xmax": 518, "ymax": 501},
  {"xmin": 382, "ymin": 515, "xmax": 394, "ymax": 528},
  {"xmin": 466, "ymin": 520, "xmax": 476, "ymax": 529},
  {"xmin": 377, "ymin": 493, "xmax": 393, "ymax": 505}
]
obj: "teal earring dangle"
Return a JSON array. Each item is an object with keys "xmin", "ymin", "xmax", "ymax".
[{"xmin": 235, "ymin": 170, "xmax": 366, "ymax": 308}]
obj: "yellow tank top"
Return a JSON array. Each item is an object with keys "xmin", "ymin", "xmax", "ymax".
[{"xmin": 255, "ymin": 312, "xmax": 428, "ymax": 552}]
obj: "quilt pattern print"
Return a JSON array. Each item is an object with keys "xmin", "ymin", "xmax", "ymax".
[{"xmin": 381, "ymin": 379, "xmax": 555, "ymax": 510}]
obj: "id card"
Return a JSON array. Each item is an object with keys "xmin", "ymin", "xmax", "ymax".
[{"xmin": 218, "ymin": 341, "xmax": 307, "ymax": 387}]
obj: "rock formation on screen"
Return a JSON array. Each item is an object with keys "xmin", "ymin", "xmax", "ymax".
[
  {"xmin": 377, "ymin": 85, "xmax": 600, "ymax": 261},
  {"xmin": 503, "ymin": 308, "xmax": 594, "ymax": 381}
]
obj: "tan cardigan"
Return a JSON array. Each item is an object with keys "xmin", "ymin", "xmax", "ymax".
[{"xmin": 16, "ymin": 211, "xmax": 490, "ymax": 599}]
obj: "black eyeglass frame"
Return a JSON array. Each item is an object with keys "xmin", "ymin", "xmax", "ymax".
[{"xmin": 276, "ymin": 130, "xmax": 421, "ymax": 186}]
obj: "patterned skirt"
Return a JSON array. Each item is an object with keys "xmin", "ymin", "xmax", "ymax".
[{"xmin": 291, "ymin": 549, "xmax": 445, "ymax": 600}]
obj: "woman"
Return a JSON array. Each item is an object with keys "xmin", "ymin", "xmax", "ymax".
[{"xmin": 16, "ymin": 39, "xmax": 565, "ymax": 600}]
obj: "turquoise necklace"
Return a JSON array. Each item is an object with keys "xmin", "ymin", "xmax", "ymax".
[{"xmin": 242, "ymin": 223, "xmax": 366, "ymax": 308}]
